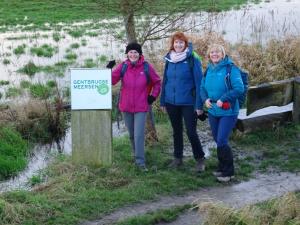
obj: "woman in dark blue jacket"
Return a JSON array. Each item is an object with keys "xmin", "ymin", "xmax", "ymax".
[
  {"xmin": 160, "ymin": 32, "xmax": 205, "ymax": 172},
  {"xmin": 200, "ymin": 44, "xmax": 244, "ymax": 182}
]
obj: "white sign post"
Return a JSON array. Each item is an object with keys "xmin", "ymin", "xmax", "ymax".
[
  {"xmin": 71, "ymin": 68, "xmax": 112, "ymax": 166},
  {"xmin": 71, "ymin": 69, "xmax": 112, "ymax": 110}
]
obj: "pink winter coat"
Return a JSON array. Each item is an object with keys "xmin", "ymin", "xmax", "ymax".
[{"xmin": 112, "ymin": 56, "xmax": 161, "ymax": 113}]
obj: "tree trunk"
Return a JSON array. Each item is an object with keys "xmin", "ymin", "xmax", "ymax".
[
  {"xmin": 121, "ymin": 0, "xmax": 137, "ymax": 43},
  {"xmin": 123, "ymin": 12, "xmax": 137, "ymax": 43}
]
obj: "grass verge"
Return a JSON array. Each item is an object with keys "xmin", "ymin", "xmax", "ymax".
[
  {"xmin": 0, "ymin": 122, "xmax": 298, "ymax": 224},
  {"xmin": 0, "ymin": 126, "xmax": 28, "ymax": 180}
]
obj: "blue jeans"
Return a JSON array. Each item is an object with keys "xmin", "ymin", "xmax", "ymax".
[
  {"xmin": 208, "ymin": 114, "xmax": 237, "ymax": 176},
  {"xmin": 208, "ymin": 114, "xmax": 237, "ymax": 148},
  {"xmin": 166, "ymin": 103, "xmax": 204, "ymax": 160},
  {"xmin": 123, "ymin": 112, "xmax": 147, "ymax": 166}
]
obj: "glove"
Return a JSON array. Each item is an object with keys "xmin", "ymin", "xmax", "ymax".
[
  {"xmin": 147, "ymin": 95, "xmax": 156, "ymax": 105},
  {"xmin": 197, "ymin": 111, "xmax": 207, "ymax": 121},
  {"xmin": 106, "ymin": 60, "xmax": 116, "ymax": 69},
  {"xmin": 222, "ymin": 102, "xmax": 231, "ymax": 110}
]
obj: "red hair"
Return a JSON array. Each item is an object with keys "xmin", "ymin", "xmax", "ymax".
[{"xmin": 169, "ymin": 32, "xmax": 188, "ymax": 51}]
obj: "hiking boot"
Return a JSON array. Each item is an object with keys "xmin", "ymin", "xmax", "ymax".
[
  {"xmin": 168, "ymin": 158, "xmax": 183, "ymax": 168},
  {"xmin": 216, "ymin": 175, "xmax": 235, "ymax": 182},
  {"xmin": 136, "ymin": 165, "xmax": 149, "ymax": 172},
  {"xmin": 195, "ymin": 158, "xmax": 205, "ymax": 172},
  {"xmin": 212, "ymin": 171, "xmax": 222, "ymax": 177}
]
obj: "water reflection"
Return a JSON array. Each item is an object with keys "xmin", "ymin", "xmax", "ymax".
[
  {"xmin": 0, "ymin": 121, "xmax": 129, "ymax": 193},
  {"xmin": 0, "ymin": 128, "xmax": 71, "ymax": 193}
]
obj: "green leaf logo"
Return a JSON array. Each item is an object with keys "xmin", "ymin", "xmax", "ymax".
[{"xmin": 97, "ymin": 83, "xmax": 109, "ymax": 95}]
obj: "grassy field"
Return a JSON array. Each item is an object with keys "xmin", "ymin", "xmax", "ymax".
[
  {"xmin": 0, "ymin": 0, "xmax": 258, "ymax": 29},
  {"xmin": 0, "ymin": 122, "xmax": 299, "ymax": 224}
]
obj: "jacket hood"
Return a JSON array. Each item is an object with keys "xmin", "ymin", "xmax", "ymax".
[{"xmin": 164, "ymin": 42, "xmax": 193, "ymax": 61}]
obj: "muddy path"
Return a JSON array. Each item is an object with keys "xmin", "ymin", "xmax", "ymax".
[{"xmin": 82, "ymin": 172, "xmax": 300, "ymax": 225}]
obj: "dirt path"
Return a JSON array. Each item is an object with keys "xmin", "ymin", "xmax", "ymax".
[{"xmin": 82, "ymin": 172, "xmax": 300, "ymax": 225}]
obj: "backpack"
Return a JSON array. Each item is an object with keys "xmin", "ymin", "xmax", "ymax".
[{"xmin": 203, "ymin": 64, "xmax": 249, "ymax": 108}]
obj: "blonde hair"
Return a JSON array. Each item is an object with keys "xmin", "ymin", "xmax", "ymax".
[{"xmin": 207, "ymin": 44, "xmax": 226, "ymax": 60}]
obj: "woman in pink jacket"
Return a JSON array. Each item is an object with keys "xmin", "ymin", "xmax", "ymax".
[{"xmin": 112, "ymin": 42, "xmax": 161, "ymax": 171}]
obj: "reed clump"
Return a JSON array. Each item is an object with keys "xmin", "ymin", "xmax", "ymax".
[
  {"xmin": 198, "ymin": 192, "xmax": 300, "ymax": 225},
  {"xmin": 189, "ymin": 32, "xmax": 300, "ymax": 85},
  {"xmin": 236, "ymin": 37, "xmax": 300, "ymax": 85}
]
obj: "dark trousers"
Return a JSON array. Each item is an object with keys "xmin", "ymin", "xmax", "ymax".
[
  {"xmin": 208, "ymin": 114, "xmax": 237, "ymax": 176},
  {"xmin": 166, "ymin": 103, "xmax": 204, "ymax": 160}
]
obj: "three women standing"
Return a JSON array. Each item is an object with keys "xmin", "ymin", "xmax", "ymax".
[{"xmin": 160, "ymin": 32, "xmax": 206, "ymax": 172}]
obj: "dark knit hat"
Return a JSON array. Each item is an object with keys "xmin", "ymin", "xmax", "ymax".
[{"xmin": 125, "ymin": 42, "xmax": 142, "ymax": 55}]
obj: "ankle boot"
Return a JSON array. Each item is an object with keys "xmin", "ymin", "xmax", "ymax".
[
  {"xmin": 195, "ymin": 158, "xmax": 205, "ymax": 172},
  {"xmin": 217, "ymin": 145, "xmax": 234, "ymax": 177},
  {"xmin": 168, "ymin": 158, "xmax": 183, "ymax": 168}
]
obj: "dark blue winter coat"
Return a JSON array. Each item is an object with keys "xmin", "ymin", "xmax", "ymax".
[
  {"xmin": 160, "ymin": 43, "xmax": 203, "ymax": 110},
  {"xmin": 200, "ymin": 56, "xmax": 244, "ymax": 117}
]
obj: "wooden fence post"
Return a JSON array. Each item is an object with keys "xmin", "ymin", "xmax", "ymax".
[
  {"xmin": 72, "ymin": 110, "xmax": 112, "ymax": 166},
  {"xmin": 293, "ymin": 76, "xmax": 300, "ymax": 123}
]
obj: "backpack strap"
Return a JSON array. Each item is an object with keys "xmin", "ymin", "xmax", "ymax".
[
  {"xmin": 143, "ymin": 61, "xmax": 150, "ymax": 85},
  {"xmin": 120, "ymin": 62, "xmax": 128, "ymax": 80},
  {"xmin": 225, "ymin": 64, "xmax": 233, "ymax": 90},
  {"xmin": 120, "ymin": 61, "xmax": 150, "ymax": 85},
  {"xmin": 203, "ymin": 68, "xmax": 208, "ymax": 77},
  {"xmin": 188, "ymin": 54, "xmax": 194, "ymax": 70}
]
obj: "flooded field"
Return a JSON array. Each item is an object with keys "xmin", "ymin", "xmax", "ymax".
[{"xmin": 0, "ymin": 0, "xmax": 299, "ymax": 102}]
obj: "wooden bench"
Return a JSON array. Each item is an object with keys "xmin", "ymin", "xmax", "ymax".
[{"xmin": 236, "ymin": 76, "xmax": 300, "ymax": 132}]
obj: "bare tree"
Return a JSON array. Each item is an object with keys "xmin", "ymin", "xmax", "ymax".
[{"xmin": 101, "ymin": 0, "xmax": 217, "ymax": 142}]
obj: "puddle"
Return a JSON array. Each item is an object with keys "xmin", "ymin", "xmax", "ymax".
[
  {"xmin": 0, "ymin": 128, "xmax": 71, "ymax": 193},
  {"xmin": 0, "ymin": 121, "xmax": 127, "ymax": 193}
]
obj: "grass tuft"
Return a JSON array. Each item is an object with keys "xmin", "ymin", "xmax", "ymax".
[
  {"xmin": 18, "ymin": 61, "xmax": 40, "ymax": 77},
  {"xmin": 198, "ymin": 192, "xmax": 300, "ymax": 225}
]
